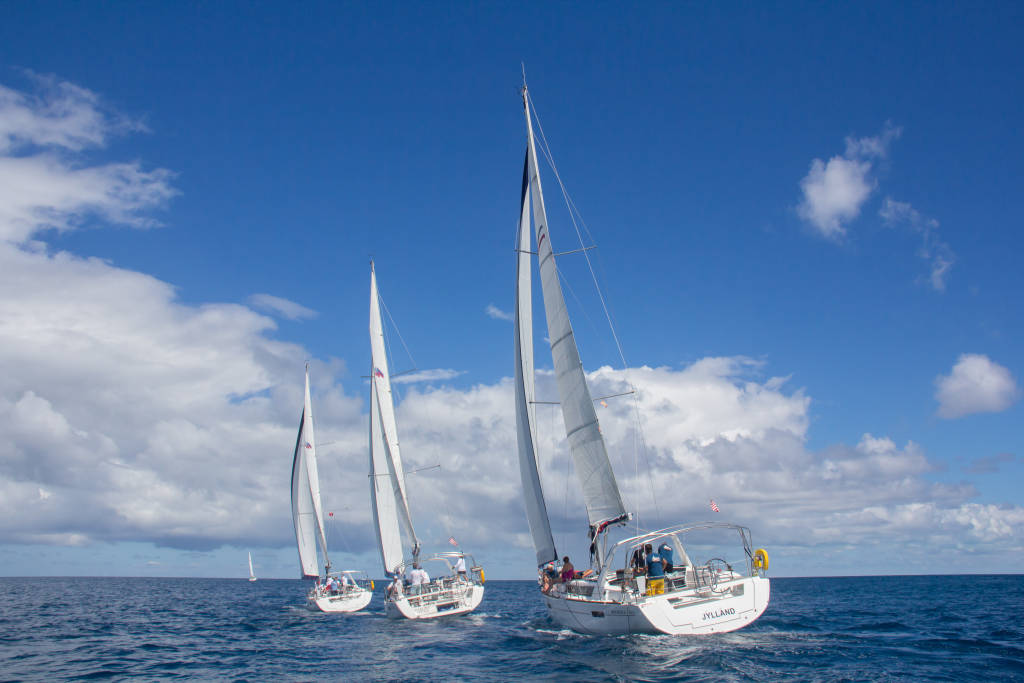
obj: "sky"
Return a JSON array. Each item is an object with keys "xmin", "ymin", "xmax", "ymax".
[{"xmin": 1, "ymin": 2, "xmax": 1022, "ymax": 580}]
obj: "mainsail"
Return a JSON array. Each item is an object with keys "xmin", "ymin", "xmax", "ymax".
[
  {"xmin": 368, "ymin": 263, "xmax": 420, "ymax": 574},
  {"xmin": 520, "ymin": 87, "xmax": 627, "ymax": 529},
  {"xmin": 291, "ymin": 366, "xmax": 330, "ymax": 578},
  {"xmin": 514, "ymin": 152, "xmax": 558, "ymax": 567}
]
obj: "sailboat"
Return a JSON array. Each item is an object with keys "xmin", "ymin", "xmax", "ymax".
[
  {"xmin": 291, "ymin": 365, "xmax": 374, "ymax": 613},
  {"xmin": 514, "ymin": 84, "xmax": 770, "ymax": 635},
  {"xmin": 368, "ymin": 262, "xmax": 485, "ymax": 620},
  {"xmin": 248, "ymin": 552, "xmax": 257, "ymax": 582}
]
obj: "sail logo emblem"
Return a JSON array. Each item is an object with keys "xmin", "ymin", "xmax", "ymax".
[
  {"xmin": 374, "ymin": 368, "xmax": 384, "ymax": 378},
  {"xmin": 304, "ymin": 442, "xmax": 312, "ymax": 449},
  {"xmin": 538, "ymin": 230, "xmax": 546, "ymax": 248}
]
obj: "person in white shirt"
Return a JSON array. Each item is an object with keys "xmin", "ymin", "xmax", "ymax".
[
  {"xmin": 454, "ymin": 555, "xmax": 467, "ymax": 581},
  {"xmin": 408, "ymin": 563, "xmax": 430, "ymax": 594}
]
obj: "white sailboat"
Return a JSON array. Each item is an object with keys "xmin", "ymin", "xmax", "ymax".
[
  {"xmin": 514, "ymin": 84, "xmax": 770, "ymax": 635},
  {"xmin": 291, "ymin": 365, "xmax": 374, "ymax": 613},
  {"xmin": 368, "ymin": 262, "xmax": 485, "ymax": 620},
  {"xmin": 248, "ymin": 552, "xmax": 257, "ymax": 582}
]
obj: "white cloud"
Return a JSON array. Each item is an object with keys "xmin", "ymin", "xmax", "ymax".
[
  {"xmin": 391, "ymin": 368, "xmax": 465, "ymax": 384},
  {"xmin": 797, "ymin": 124, "xmax": 901, "ymax": 240},
  {"xmin": 935, "ymin": 354, "xmax": 1019, "ymax": 419},
  {"xmin": 248, "ymin": 293, "xmax": 318, "ymax": 321},
  {"xmin": 880, "ymin": 198, "xmax": 955, "ymax": 291},
  {"xmin": 485, "ymin": 303, "xmax": 513, "ymax": 321},
  {"xmin": 2, "ymin": 76, "xmax": 1021, "ymax": 577},
  {"xmin": 0, "ymin": 76, "xmax": 174, "ymax": 245}
]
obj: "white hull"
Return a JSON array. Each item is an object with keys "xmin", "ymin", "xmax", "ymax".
[
  {"xmin": 385, "ymin": 581, "xmax": 484, "ymax": 620},
  {"xmin": 306, "ymin": 587, "xmax": 373, "ymax": 613},
  {"xmin": 248, "ymin": 577, "xmax": 257, "ymax": 582},
  {"xmin": 544, "ymin": 576, "xmax": 769, "ymax": 635}
]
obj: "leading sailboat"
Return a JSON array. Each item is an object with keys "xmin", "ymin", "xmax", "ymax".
[
  {"xmin": 514, "ymin": 85, "xmax": 770, "ymax": 635},
  {"xmin": 368, "ymin": 262, "xmax": 485, "ymax": 620},
  {"xmin": 291, "ymin": 365, "xmax": 374, "ymax": 613}
]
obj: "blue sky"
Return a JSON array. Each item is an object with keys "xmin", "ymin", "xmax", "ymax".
[{"xmin": 1, "ymin": 2, "xmax": 1022, "ymax": 579}]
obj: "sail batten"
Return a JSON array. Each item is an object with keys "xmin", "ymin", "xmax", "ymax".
[{"xmin": 521, "ymin": 88, "xmax": 627, "ymax": 529}]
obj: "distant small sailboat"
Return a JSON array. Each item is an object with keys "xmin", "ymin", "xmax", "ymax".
[
  {"xmin": 368, "ymin": 262, "xmax": 485, "ymax": 619},
  {"xmin": 513, "ymin": 83, "xmax": 770, "ymax": 635},
  {"xmin": 292, "ymin": 364, "xmax": 374, "ymax": 613},
  {"xmin": 248, "ymin": 552, "xmax": 257, "ymax": 582}
]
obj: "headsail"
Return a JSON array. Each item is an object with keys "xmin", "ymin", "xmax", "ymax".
[
  {"xmin": 291, "ymin": 367, "xmax": 330, "ymax": 578},
  {"xmin": 514, "ymin": 150, "xmax": 558, "ymax": 567},
  {"xmin": 521, "ymin": 88, "xmax": 627, "ymax": 528},
  {"xmin": 368, "ymin": 263, "xmax": 420, "ymax": 572},
  {"xmin": 369, "ymin": 362, "xmax": 406, "ymax": 575}
]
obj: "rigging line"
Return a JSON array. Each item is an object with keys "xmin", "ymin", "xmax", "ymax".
[
  {"xmin": 527, "ymin": 93, "xmax": 631, "ymax": 395},
  {"xmin": 528, "ymin": 92, "xmax": 662, "ymax": 527},
  {"xmin": 378, "ymin": 293, "xmax": 419, "ymax": 379}
]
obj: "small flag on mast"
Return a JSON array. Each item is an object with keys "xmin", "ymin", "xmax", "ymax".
[
  {"xmin": 710, "ymin": 499, "xmax": 720, "ymax": 513},
  {"xmin": 448, "ymin": 536, "xmax": 458, "ymax": 547}
]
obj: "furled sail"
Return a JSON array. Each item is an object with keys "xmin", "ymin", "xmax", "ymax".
[
  {"xmin": 291, "ymin": 367, "xmax": 330, "ymax": 578},
  {"xmin": 522, "ymin": 88, "xmax": 627, "ymax": 528},
  {"xmin": 368, "ymin": 263, "xmax": 420, "ymax": 570},
  {"xmin": 514, "ymin": 151, "xmax": 558, "ymax": 567}
]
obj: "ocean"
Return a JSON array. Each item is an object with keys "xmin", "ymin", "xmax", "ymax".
[{"xmin": 1, "ymin": 575, "xmax": 1022, "ymax": 681}]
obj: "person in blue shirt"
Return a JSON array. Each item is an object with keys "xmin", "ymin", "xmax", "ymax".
[
  {"xmin": 658, "ymin": 541, "xmax": 675, "ymax": 573},
  {"xmin": 644, "ymin": 543, "xmax": 666, "ymax": 595}
]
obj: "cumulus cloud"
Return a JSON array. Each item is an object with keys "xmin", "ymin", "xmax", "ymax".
[
  {"xmin": 797, "ymin": 123, "xmax": 901, "ymax": 240},
  {"xmin": 880, "ymin": 198, "xmax": 955, "ymax": 291},
  {"xmin": 935, "ymin": 354, "xmax": 1019, "ymax": 419},
  {"xmin": 248, "ymin": 293, "xmax": 318, "ymax": 321},
  {"xmin": 3, "ymin": 76, "xmax": 1022, "ymax": 577},
  {"xmin": 485, "ymin": 303, "xmax": 513, "ymax": 321}
]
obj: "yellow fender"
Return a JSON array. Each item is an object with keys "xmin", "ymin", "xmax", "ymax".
[
  {"xmin": 480, "ymin": 569, "xmax": 485, "ymax": 584},
  {"xmin": 370, "ymin": 580, "xmax": 375, "ymax": 591},
  {"xmin": 752, "ymin": 548, "xmax": 769, "ymax": 571}
]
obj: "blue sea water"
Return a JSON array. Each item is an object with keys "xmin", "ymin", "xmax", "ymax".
[{"xmin": 1, "ymin": 575, "xmax": 1022, "ymax": 681}]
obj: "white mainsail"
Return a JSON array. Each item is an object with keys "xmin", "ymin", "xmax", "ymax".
[
  {"xmin": 514, "ymin": 152, "xmax": 558, "ymax": 567},
  {"xmin": 291, "ymin": 366, "xmax": 330, "ymax": 578},
  {"xmin": 248, "ymin": 552, "xmax": 256, "ymax": 581},
  {"xmin": 520, "ymin": 88, "xmax": 627, "ymax": 529},
  {"xmin": 368, "ymin": 263, "xmax": 420, "ymax": 574}
]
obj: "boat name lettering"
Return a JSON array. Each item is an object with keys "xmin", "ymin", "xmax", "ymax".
[{"xmin": 702, "ymin": 607, "xmax": 736, "ymax": 621}]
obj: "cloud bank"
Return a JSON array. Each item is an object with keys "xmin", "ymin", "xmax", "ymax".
[{"xmin": 2, "ymin": 76, "xmax": 1021, "ymax": 577}]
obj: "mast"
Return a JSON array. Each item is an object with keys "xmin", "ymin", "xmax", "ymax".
[
  {"xmin": 514, "ymin": 146, "xmax": 558, "ymax": 567},
  {"xmin": 521, "ymin": 86, "xmax": 628, "ymax": 544}
]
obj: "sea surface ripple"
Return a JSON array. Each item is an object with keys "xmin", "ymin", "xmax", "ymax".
[{"xmin": 1, "ymin": 575, "xmax": 1022, "ymax": 681}]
